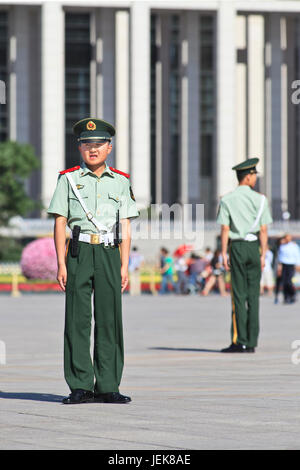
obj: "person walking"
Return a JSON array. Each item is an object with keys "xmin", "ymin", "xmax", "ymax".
[
  {"xmin": 159, "ymin": 247, "xmax": 175, "ymax": 294},
  {"xmin": 129, "ymin": 246, "xmax": 144, "ymax": 295},
  {"xmin": 274, "ymin": 236, "xmax": 285, "ymax": 304},
  {"xmin": 260, "ymin": 245, "xmax": 274, "ymax": 296},
  {"xmin": 216, "ymin": 158, "xmax": 273, "ymax": 353},
  {"xmin": 48, "ymin": 117, "xmax": 139, "ymax": 404},
  {"xmin": 173, "ymin": 250, "xmax": 188, "ymax": 294},
  {"xmin": 277, "ymin": 234, "xmax": 300, "ymax": 304},
  {"xmin": 187, "ymin": 253, "xmax": 209, "ymax": 294},
  {"xmin": 201, "ymin": 249, "xmax": 228, "ymax": 297}
]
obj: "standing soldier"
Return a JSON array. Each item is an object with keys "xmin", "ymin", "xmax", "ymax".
[
  {"xmin": 48, "ymin": 118, "xmax": 139, "ymax": 404},
  {"xmin": 216, "ymin": 158, "xmax": 273, "ymax": 353}
]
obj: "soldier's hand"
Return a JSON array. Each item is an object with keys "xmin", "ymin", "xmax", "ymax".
[
  {"xmin": 57, "ymin": 264, "xmax": 67, "ymax": 291},
  {"xmin": 260, "ymin": 256, "xmax": 265, "ymax": 271},
  {"xmin": 121, "ymin": 266, "xmax": 129, "ymax": 293},
  {"xmin": 222, "ymin": 253, "xmax": 230, "ymax": 272}
]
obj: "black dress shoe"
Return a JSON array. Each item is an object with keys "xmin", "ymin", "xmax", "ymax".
[
  {"xmin": 94, "ymin": 392, "xmax": 131, "ymax": 404},
  {"xmin": 62, "ymin": 389, "xmax": 94, "ymax": 404},
  {"xmin": 221, "ymin": 343, "xmax": 247, "ymax": 353},
  {"xmin": 245, "ymin": 347, "xmax": 255, "ymax": 353}
]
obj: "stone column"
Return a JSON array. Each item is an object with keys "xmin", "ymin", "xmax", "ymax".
[
  {"xmin": 236, "ymin": 14, "xmax": 247, "ymax": 164},
  {"xmin": 41, "ymin": 1, "xmax": 64, "ymax": 214},
  {"xmin": 95, "ymin": 8, "xmax": 115, "ymax": 165},
  {"xmin": 247, "ymin": 15, "xmax": 265, "ymax": 180},
  {"xmin": 115, "ymin": 10, "xmax": 129, "ymax": 173},
  {"xmin": 216, "ymin": 1, "xmax": 236, "ymax": 199},
  {"xmin": 130, "ymin": 1, "xmax": 151, "ymax": 209}
]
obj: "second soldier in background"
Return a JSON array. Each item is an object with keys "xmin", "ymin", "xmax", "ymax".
[{"xmin": 217, "ymin": 158, "xmax": 273, "ymax": 353}]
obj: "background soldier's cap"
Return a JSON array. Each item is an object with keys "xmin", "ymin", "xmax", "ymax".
[
  {"xmin": 73, "ymin": 118, "xmax": 116, "ymax": 143},
  {"xmin": 232, "ymin": 158, "xmax": 259, "ymax": 177}
]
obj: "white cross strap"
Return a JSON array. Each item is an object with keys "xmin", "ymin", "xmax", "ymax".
[
  {"xmin": 65, "ymin": 172, "xmax": 110, "ymax": 233},
  {"xmin": 244, "ymin": 194, "xmax": 266, "ymax": 241}
]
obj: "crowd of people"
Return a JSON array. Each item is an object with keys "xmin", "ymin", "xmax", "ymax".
[
  {"xmin": 158, "ymin": 245, "xmax": 229, "ymax": 296},
  {"xmin": 128, "ymin": 233, "xmax": 300, "ymax": 301}
]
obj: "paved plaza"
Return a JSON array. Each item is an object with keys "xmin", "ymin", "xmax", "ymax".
[{"xmin": 0, "ymin": 292, "xmax": 300, "ymax": 450}]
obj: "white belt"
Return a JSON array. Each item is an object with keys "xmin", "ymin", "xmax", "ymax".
[
  {"xmin": 244, "ymin": 233, "xmax": 258, "ymax": 241},
  {"xmin": 71, "ymin": 232, "xmax": 115, "ymax": 246}
]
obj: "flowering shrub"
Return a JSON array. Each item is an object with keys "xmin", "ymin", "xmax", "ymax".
[{"xmin": 21, "ymin": 237, "xmax": 57, "ymax": 280}]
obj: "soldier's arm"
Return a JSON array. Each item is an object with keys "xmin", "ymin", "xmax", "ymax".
[
  {"xmin": 120, "ymin": 218, "xmax": 131, "ymax": 293},
  {"xmin": 220, "ymin": 224, "xmax": 230, "ymax": 271},
  {"xmin": 259, "ymin": 224, "xmax": 268, "ymax": 270},
  {"xmin": 54, "ymin": 215, "xmax": 68, "ymax": 291}
]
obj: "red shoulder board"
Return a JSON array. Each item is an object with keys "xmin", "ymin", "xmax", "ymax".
[
  {"xmin": 109, "ymin": 167, "xmax": 130, "ymax": 178},
  {"xmin": 59, "ymin": 166, "xmax": 81, "ymax": 175}
]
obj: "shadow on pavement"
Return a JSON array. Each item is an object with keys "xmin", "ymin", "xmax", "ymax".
[
  {"xmin": 0, "ymin": 391, "xmax": 64, "ymax": 402},
  {"xmin": 149, "ymin": 346, "xmax": 221, "ymax": 353}
]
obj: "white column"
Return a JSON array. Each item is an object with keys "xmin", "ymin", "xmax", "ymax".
[
  {"xmin": 236, "ymin": 15, "xmax": 247, "ymax": 163},
  {"xmin": 96, "ymin": 9, "xmax": 115, "ymax": 124},
  {"xmin": 248, "ymin": 15, "xmax": 265, "ymax": 177},
  {"xmin": 216, "ymin": 0, "xmax": 236, "ymax": 198},
  {"xmin": 181, "ymin": 11, "xmax": 200, "ymax": 205},
  {"xmin": 41, "ymin": 2, "xmax": 64, "ymax": 213},
  {"xmin": 96, "ymin": 9, "xmax": 115, "ymax": 165},
  {"xmin": 130, "ymin": 1, "xmax": 151, "ymax": 209},
  {"xmin": 115, "ymin": 10, "xmax": 129, "ymax": 173}
]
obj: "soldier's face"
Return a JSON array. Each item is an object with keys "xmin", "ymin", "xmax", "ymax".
[
  {"xmin": 250, "ymin": 173, "xmax": 257, "ymax": 188},
  {"xmin": 79, "ymin": 141, "xmax": 112, "ymax": 166}
]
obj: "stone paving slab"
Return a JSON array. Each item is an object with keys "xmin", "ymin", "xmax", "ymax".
[{"xmin": 0, "ymin": 293, "xmax": 300, "ymax": 450}]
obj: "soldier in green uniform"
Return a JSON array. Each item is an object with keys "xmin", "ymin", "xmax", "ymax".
[
  {"xmin": 216, "ymin": 158, "xmax": 273, "ymax": 353},
  {"xmin": 48, "ymin": 118, "xmax": 139, "ymax": 404}
]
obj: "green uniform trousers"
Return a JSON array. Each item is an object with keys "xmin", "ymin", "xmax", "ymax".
[
  {"xmin": 64, "ymin": 241, "xmax": 123, "ymax": 394},
  {"xmin": 229, "ymin": 240, "xmax": 261, "ymax": 348}
]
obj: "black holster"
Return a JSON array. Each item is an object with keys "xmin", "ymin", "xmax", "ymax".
[{"xmin": 71, "ymin": 225, "xmax": 81, "ymax": 257}]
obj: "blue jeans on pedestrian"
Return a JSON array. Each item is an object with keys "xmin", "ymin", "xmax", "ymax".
[{"xmin": 159, "ymin": 274, "xmax": 175, "ymax": 294}]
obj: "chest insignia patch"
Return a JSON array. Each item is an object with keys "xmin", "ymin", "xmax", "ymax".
[{"xmin": 76, "ymin": 184, "xmax": 84, "ymax": 190}]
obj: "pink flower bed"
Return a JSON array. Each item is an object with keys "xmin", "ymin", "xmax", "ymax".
[{"xmin": 21, "ymin": 238, "xmax": 57, "ymax": 280}]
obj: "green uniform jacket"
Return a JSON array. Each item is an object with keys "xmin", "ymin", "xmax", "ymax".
[
  {"xmin": 216, "ymin": 185, "xmax": 273, "ymax": 238},
  {"xmin": 47, "ymin": 162, "xmax": 139, "ymax": 232}
]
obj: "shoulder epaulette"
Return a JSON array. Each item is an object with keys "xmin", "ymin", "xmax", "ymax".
[
  {"xmin": 59, "ymin": 166, "xmax": 81, "ymax": 175},
  {"xmin": 109, "ymin": 167, "xmax": 130, "ymax": 179}
]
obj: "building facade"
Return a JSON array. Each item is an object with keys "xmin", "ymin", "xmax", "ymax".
[{"xmin": 0, "ymin": 0, "xmax": 300, "ymax": 220}]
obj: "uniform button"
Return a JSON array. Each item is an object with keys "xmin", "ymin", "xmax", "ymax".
[
  {"xmin": 97, "ymin": 210, "xmax": 100, "ymax": 216},
  {"xmin": 97, "ymin": 195, "xmax": 101, "ymax": 198}
]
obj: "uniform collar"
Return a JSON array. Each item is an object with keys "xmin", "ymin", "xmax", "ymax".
[{"xmin": 79, "ymin": 162, "xmax": 115, "ymax": 178}]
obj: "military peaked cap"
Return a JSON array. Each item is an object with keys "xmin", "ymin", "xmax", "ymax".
[
  {"xmin": 73, "ymin": 118, "xmax": 116, "ymax": 143},
  {"xmin": 232, "ymin": 158, "xmax": 259, "ymax": 178}
]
